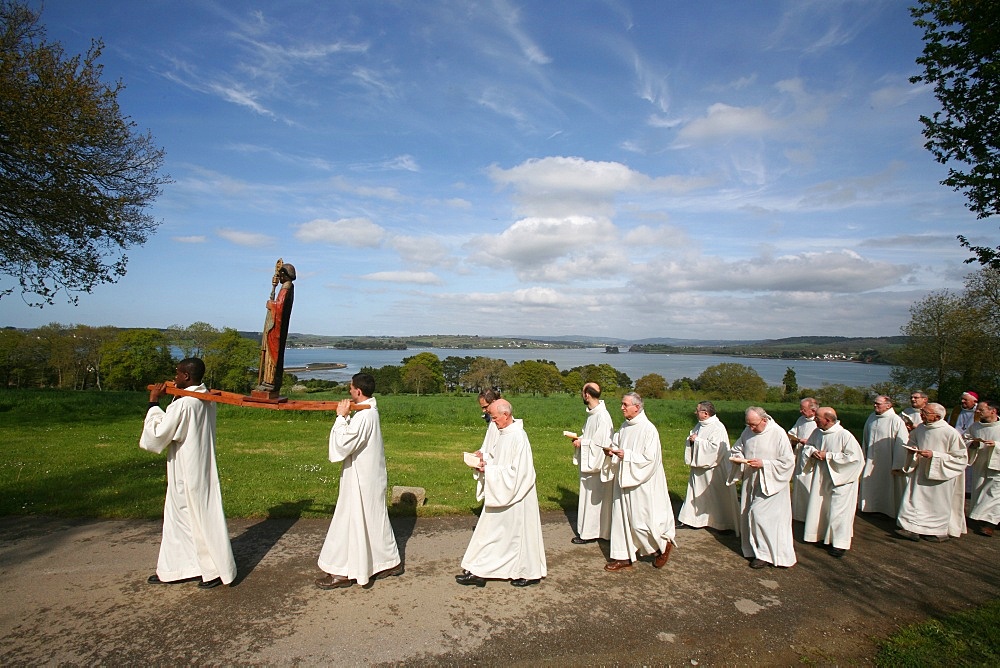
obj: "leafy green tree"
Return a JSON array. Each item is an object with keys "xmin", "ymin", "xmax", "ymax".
[
  {"xmin": 910, "ymin": 1, "xmax": 1000, "ymax": 264},
  {"xmin": 70, "ymin": 323, "xmax": 117, "ymax": 390},
  {"xmin": 170, "ymin": 322, "xmax": 221, "ymax": 358},
  {"xmin": 362, "ymin": 365, "xmax": 403, "ymax": 395},
  {"xmin": 203, "ymin": 328, "xmax": 258, "ymax": 392},
  {"xmin": 100, "ymin": 328, "xmax": 174, "ymax": 391},
  {"xmin": 0, "ymin": 327, "xmax": 28, "ymax": 387},
  {"xmin": 442, "ymin": 355, "xmax": 476, "ymax": 391},
  {"xmin": 890, "ymin": 289, "xmax": 979, "ymax": 401},
  {"xmin": 460, "ymin": 357, "xmax": 509, "ymax": 394},
  {"xmin": 401, "ymin": 352, "xmax": 444, "ymax": 394},
  {"xmin": 634, "ymin": 373, "xmax": 667, "ymax": 399},
  {"xmin": 0, "ymin": 2, "xmax": 169, "ymax": 304},
  {"xmin": 696, "ymin": 363, "xmax": 767, "ymax": 401},
  {"xmin": 782, "ymin": 367, "xmax": 799, "ymax": 400},
  {"xmin": 561, "ymin": 370, "xmax": 583, "ymax": 395},
  {"xmin": 568, "ymin": 363, "xmax": 631, "ymax": 393},
  {"xmin": 510, "ymin": 360, "xmax": 563, "ymax": 396}
]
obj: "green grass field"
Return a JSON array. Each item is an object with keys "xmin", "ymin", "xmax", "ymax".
[{"xmin": 0, "ymin": 388, "xmax": 872, "ymax": 519}]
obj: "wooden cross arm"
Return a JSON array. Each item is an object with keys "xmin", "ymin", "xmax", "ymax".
[{"xmin": 146, "ymin": 382, "xmax": 370, "ymax": 412}]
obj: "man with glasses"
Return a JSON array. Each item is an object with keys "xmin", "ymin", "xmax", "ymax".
[
  {"xmin": 902, "ymin": 391, "xmax": 928, "ymax": 426},
  {"xmin": 896, "ymin": 403, "xmax": 968, "ymax": 542},
  {"xmin": 728, "ymin": 407, "xmax": 796, "ymax": 569},
  {"xmin": 858, "ymin": 395, "xmax": 909, "ymax": 517}
]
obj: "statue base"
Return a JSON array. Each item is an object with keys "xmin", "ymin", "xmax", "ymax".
[{"xmin": 248, "ymin": 390, "xmax": 287, "ymax": 404}]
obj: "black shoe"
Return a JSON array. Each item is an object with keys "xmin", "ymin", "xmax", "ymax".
[
  {"xmin": 749, "ymin": 558, "xmax": 769, "ymax": 569},
  {"xmin": 455, "ymin": 572, "xmax": 487, "ymax": 587},
  {"xmin": 571, "ymin": 536, "xmax": 596, "ymax": 544},
  {"xmin": 829, "ymin": 547, "xmax": 846, "ymax": 558},
  {"xmin": 510, "ymin": 578, "xmax": 540, "ymax": 587},
  {"xmin": 197, "ymin": 577, "xmax": 224, "ymax": 589},
  {"xmin": 147, "ymin": 574, "xmax": 196, "ymax": 585},
  {"xmin": 895, "ymin": 528, "xmax": 921, "ymax": 542}
]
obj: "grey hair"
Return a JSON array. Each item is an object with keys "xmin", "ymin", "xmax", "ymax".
[
  {"xmin": 623, "ymin": 392, "xmax": 643, "ymax": 410},
  {"xmin": 926, "ymin": 402, "xmax": 947, "ymax": 419},
  {"xmin": 745, "ymin": 406, "xmax": 768, "ymax": 421},
  {"xmin": 697, "ymin": 401, "xmax": 716, "ymax": 416}
]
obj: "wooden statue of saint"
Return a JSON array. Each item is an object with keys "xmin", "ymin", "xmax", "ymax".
[{"xmin": 254, "ymin": 259, "xmax": 296, "ymax": 398}]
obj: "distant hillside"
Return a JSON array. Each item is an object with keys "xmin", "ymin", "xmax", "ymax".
[{"xmin": 629, "ymin": 336, "xmax": 906, "ymax": 364}]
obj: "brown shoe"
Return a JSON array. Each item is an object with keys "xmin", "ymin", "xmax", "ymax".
[
  {"xmin": 604, "ymin": 559, "xmax": 632, "ymax": 572},
  {"xmin": 653, "ymin": 543, "xmax": 674, "ymax": 569},
  {"xmin": 374, "ymin": 563, "xmax": 404, "ymax": 579},
  {"xmin": 976, "ymin": 524, "xmax": 994, "ymax": 537},
  {"xmin": 315, "ymin": 574, "xmax": 353, "ymax": 589}
]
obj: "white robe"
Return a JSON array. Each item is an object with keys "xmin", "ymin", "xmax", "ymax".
[
  {"xmin": 857, "ymin": 409, "xmax": 909, "ymax": 517},
  {"xmin": 788, "ymin": 416, "xmax": 818, "ymax": 522},
  {"xmin": 901, "ymin": 406, "xmax": 923, "ymax": 426},
  {"xmin": 140, "ymin": 384, "xmax": 237, "ymax": 585},
  {"xmin": 462, "ymin": 419, "xmax": 547, "ymax": 580},
  {"xmin": 728, "ymin": 418, "xmax": 797, "ymax": 567},
  {"xmin": 897, "ymin": 420, "xmax": 968, "ymax": 538},
  {"xmin": 678, "ymin": 414, "xmax": 739, "ymax": 532},
  {"xmin": 968, "ymin": 420, "xmax": 1000, "ymax": 525},
  {"xmin": 573, "ymin": 400, "xmax": 614, "ymax": 540},
  {"xmin": 318, "ymin": 397, "xmax": 400, "ymax": 585},
  {"xmin": 608, "ymin": 411, "xmax": 676, "ymax": 562},
  {"xmin": 801, "ymin": 421, "xmax": 864, "ymax": 550}
]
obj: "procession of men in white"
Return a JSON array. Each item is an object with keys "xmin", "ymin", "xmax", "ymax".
[{"xmin": 140, "ymin": 364, "xmax": 998, "ymax": 590}]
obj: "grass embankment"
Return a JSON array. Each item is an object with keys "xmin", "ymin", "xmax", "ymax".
[
  {"xmin": 0, "ymin": 389, "xmax": 871, "ymax": 519},
  {"xmin": 875, "ymin": 599, "xmax": 1000, "ymax": 666}
]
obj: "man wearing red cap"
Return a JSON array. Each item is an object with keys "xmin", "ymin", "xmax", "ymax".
[{"xmin": 950, "ymin": 391, "xmax": 979, "ymax": 434}]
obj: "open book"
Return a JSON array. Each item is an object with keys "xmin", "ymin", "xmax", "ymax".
[
  {"xmin": 563, "ymin": 430, "xmax": 578, "ymax": 439},
  {"xmin": 463, "ymin": 451, "xmax": 482, "ymax": 468}
]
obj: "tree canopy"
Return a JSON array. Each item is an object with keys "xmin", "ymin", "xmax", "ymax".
[
  {"xmin": 910, "ymin": 0, "xmax": 1000, "ymax": 264},
  {"xmin": 0, "ymin": 1, "xmax": 169, "ymax": 305}
]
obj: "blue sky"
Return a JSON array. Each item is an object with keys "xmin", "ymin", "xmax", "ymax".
[{"xmin": 3, "ymin": 0, "xmax": 993, "ymax": 340}]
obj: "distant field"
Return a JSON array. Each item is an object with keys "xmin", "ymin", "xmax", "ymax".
[{"xmin": 0, "ymin": 389, "xmax": 872, "ymax": 519}]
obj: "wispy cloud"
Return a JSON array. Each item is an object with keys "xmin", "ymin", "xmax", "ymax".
[
  {"xmin": 217, "ymin": 228, "xmax": 276, "ymax": 247},
  {"xmin": 294, "ymin": 218, "xmax": 386, "ymax": 248}
]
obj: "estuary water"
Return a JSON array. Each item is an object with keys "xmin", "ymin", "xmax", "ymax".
[{"xmin": 283, "ymin": 347, "xmax": 893, "ymax": 389}]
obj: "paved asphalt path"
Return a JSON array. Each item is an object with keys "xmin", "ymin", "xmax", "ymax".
[{"xmin": 1, "ymin": 509, "xmax": 998, "ymax": 665}]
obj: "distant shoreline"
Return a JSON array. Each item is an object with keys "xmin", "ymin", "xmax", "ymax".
[{"xmin": 284, "ymin": 362, "xmax": 347, "ymax": 372}]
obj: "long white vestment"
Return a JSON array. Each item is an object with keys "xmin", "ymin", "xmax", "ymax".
[
  {"xmin": 318, "ymin": 397, "xmax": 400, "ymax": 585},
  {"xmin": 462, "ymin": 418, "xmax": 547, "ymax": 580},
  {"xmin": 801, "ymin": 421, "xmax": 864, "ymax": 549},
  {"xmin": 607, "ymin": 411, "xmax": 676, "ymax": 562},
  {"xmin": 857, "ymin": 409, "xmax": 909, "ymax": 517},
  {"xmin": 728, "ymin": 418, "xmax": 796, "ymax": 567},
  {"xmin": 897, "ymin": 420, "xmax": 968, "ymax": 538},
  {"xmin": 573, "ymin": 400, "xmax": 614, "ymax": 540},
  {"xmin": 968, "ymin": 420, "xmax": 1000, "ymax": 525},
  {"xmin": 678, "ymin": 414, "xmax": 738, "ymax": 532},
  {"xmin": 788, "ymin": 415, "xmax": 818, "ymax": 522},
  {"xmin": 140, "ymin": 384, "xmax": 237, "ymax": 584}
]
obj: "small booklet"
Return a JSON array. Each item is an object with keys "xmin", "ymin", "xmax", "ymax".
[
  {"xmin": 729, "ymin": 457, "xmax": 750, "ymax": 464},
  {"xmin": 902, "ymin": 444, "xmax": 920, "ymax": 452},
  {"xmin": 563, "ymin": 430, "xmax": 578, "ymax": 439},
  {"xmin": 463, "ymin": 451, "xmax": 481, "ymax": 468}
]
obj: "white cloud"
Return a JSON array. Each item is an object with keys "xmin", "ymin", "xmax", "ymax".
[
  {"xmin": 361, "ymin": 271, "xmax": 442, "ymax": 285},
  {"xmin": 676, "ymin": 103, "xmax": 778, "ymax": 142},
  {"xmin": 217, "ymin": 228, "xmax": 275, "ymax": 247},
  {"xmin": 294, "ymin": 218, "xmax": 386, "ymax": 247},
  {"xmin": 173, "ymin": 235, "xmax": 207, "ymax": 243},
  {"xmin": 632, "ymin": 249, "xmax": 912, "ymax": 294}
]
